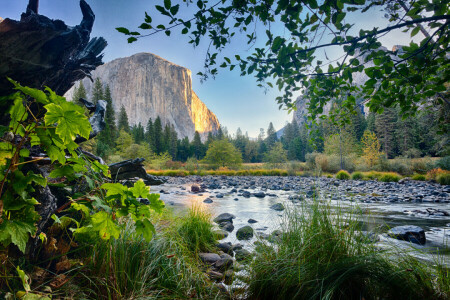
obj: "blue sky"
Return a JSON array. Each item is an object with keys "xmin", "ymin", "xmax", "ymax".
[{"xmin": 1, "ymin": 0, "xmax": 414, "ymax": 137}]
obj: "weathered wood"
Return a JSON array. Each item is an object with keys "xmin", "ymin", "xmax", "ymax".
[
  {"xmin": 109, "ymin": 158, "xmax": 166, "ymax": 185},
  {"xmin": 0, "ymin": 0, "xmax": 106, "ymax": 97}
]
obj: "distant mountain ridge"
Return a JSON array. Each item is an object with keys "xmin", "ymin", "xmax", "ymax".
[{"xmin": 65, "ymin": 52, "xmax": 220, "ymax": 140}]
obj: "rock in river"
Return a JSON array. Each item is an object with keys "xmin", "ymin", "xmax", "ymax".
[
  {"xmin": 387, "ymin": 225, "xmax": 426, "ymax": 245},
  {"xmin": 214, "ymin": 213, "xmax": 236, "ymax": 224},
  {"xmin": 270, "ymin": 203, "xmax": 285, "ymax": 211},
  {"xmin": 236, "ymin": 226, "xmax": 254, "ymax": 240}
]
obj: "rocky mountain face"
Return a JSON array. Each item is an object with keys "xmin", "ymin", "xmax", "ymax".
[{"xmin": 65, "ymin": 52, "xmax": 220, "ymax": 140}]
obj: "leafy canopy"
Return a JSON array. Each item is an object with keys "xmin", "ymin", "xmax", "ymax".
[{"xmin": 119, "ymin": 0, "xmax": 449, "ymax": 130}]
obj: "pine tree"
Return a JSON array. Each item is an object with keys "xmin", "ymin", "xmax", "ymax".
[
  {"xmin": 266, "ymin": 122, "xmax": 278, "ymax": 148},
  {"xmin": 103, "ymin": 85, "xmax": 117, "ymax": 143},
  {"xmin": 206, "ymin": 132, "xmax": 214, "ymax": 148},
  {"xmin": 72, "ymin": 82, "xmax": 87, "ymax": 106},
  {"xmin": 192, "ymin": 131, "xmax": 204, "ymax": 159},
  {"xmin": 145, "ymin": 118, "xmax": 155, "ymax": 151},
  {"xmin": 169, "ymin": 125, "xmax": 178, "ymax": 158},
  {"xmin": 163, "ymin": 124, "xmax": 171, "ymax": 153},
  {"xmin": 375, "ymin": 107, "xmax": 397, "ymax": 158},
  {"xmin": 132, "ymin": 122, "xmax": 145, "ymax": 144},
  {"xmin": 92, "ymin": 78, "xmax": 104, "ymax": 104},
  {"xmin": 216, "ymin": 127, "xmax": 224, "ymax": 140},
  {"xmin": 118, "ymin": 105, "xmax": 130, "ymax": 133},
  {"xmin": 153, "ymin": 117, "xmax": 163, "ymax": 154}
]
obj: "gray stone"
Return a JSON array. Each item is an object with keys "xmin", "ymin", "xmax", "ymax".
[
  {"xmin": 214, "ymin": 254, "xmax": 234, "ymax": 271},
  {"xmin": 270, "ymin": 203, "xmax": 285, "ymax": 211},
  {"xmin": 216, "ymin": 242, "xmax": 233, "ymax": 254},
  {"xmin": 219, "ymin": 221, "xmax": 234, "ymax": 232},
  {"xmin": 203, "ymin": 198, "xmax": 213, "ymax": 203},
  {"xmin": 199, "ymin": 253, "xmax": 220, "ymax": 264},
  {"xmin": 248, "ymin": 218, "xmax": 258, "ymax": 224},
  {"xmin": 236, "ymin": 226, "xmax": 254, "ymax": 240},
  {"xmin": 213, "ymin": 213, "xmax": 236, "ymax": 224},
  {"xmin": 253, "ymin": 191, "xmax": 266, "ymax": 198},
  {"xmin": 207, "ymin": 270, "xmax": 223, "ymax": 280},
  {"xmin": 387, "ymin": 225, "xmax": 426, "ymax": 245}
]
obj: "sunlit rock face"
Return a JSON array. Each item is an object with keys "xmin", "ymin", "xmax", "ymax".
[{"xmin": 65, "ymin": 52, "xmax": 219, "ymax": 140}]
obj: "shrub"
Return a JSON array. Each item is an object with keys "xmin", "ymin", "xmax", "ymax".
[
  {"xmin": 435, "ymin": 156, "xmax": 450, "ymax": 171},
  {"xmin": 412, "ymin": 174, "xmax": 426, "ymax": 181},
  {"xmin": 351, "ymin": 172, "xmax": 364, "ymax": 180},
  {"xmin": 437, "ymin": 173, "xmax": 450, "ymax": 185},
  {"xmin": 379, "ymin": 173, "xmax": 401, "ymax": 182},
  {"xmin": 388, "ymin": 159, "xmax": 413, "ymax": 175},
  {"xmin": 426, "ymin": 168, "xmax": 449, "ymax": 181},
  {"xmin": 305, "ymin": 152, "xmax": 319, "ymax": 170},
  {"xmin": 165, "ymin": 160, "xmax": 184, "ymax": 170},
  {"xmin": 184, "ymin": 157, "xmax": 198, "ymax": 172},
  {"xmin": 336, "ymin": 170, "xmax": 350, "ymax": 180}
]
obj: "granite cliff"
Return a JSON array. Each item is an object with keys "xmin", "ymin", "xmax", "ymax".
[{"xmin": 65, "ymin": 52, "xmax": 220, "ymax": 140}]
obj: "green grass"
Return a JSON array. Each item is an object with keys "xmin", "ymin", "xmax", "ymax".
[
  {"xmin": 245, "ymin": 201, "xmax": 447, "ymax": 300},
  {"xmin": 336, "ymin": 170, "xmax": 351, "ymax": 180},
  {"xmin": 379, "ymin": 173, "xmax": 401, "ymax": 182},
  {"xmin": 71, "ymin": 210, "xmax": 223, "ymax": 299},
  {"xmin": 412, "ymin": 173, "xmax": 426, "ymax": 181},
  {"xmin": 437, "ymin": 173, "xmax": 450, "ymax": 185},
  {"xmin": 177, "ymin": 205, "xmax": 218, "ymax": 253},
  {"xmin": 351, "ymin": 171, "xmax": 364, "ymax": 180}
]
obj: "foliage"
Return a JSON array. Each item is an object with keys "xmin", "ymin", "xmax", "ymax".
[
  {"xmin": 117, "ymin": 105, "xmax": 129, "ymax": 133},
  {"xmin": 264, "ymin": 142, "xmax": 288, "ymax": 167},
  {"xmin": 0, "ymin": 81, "xmax": 163, "ymax": 257},
  {"xmin": 379, "ymin": 173, "xmax": 401, "ymax": 182},
  {"xmin": 203, "ymin": 139, "xmax": 242, "ymax": 169},
  {"xmin": 75, "ymin": 180, "xmax": 164, "ymax": 241},
  {"xmin": 426, "ymin": 168, "xmax": 449, "ymax": 181},
  {"xmin": 435, "ymin": 156, "xmax": 450, "ymax": 170},
  {"xmin": 0, "ymin": 80, "xmax": 90, "ymax": 252},
  {"xmin": 412, "ymin": 174, "xmax": 426, "ymax": 181},
  {"xmin": 177, "ymin": 206, "xmax": 217, "ymax": 253},
  {"xmin": 361, "ymin": 130, "xmax": 382, "ymax": 167},
  {"xmin": 324, "ymin": 131, "xmax": 358, "ymax": 156},
  {"xmin": 246, "ymin": 201, "xmax": 440, "ymax": 300},
  {"xmin": 120, "ymin": 0, "xmax": 449, "ymax": 132},
  {"xmin": 351, "ymin": 172, "xmax": 364, "ymax": 180},
  {"xmin": 75, "ymin": 218, "xmax": 223, "ymax": 299},
  {"xmin": 436, "ymin": 173, "xmax": 450, "ymax": 185},
  {"xmin": 336, "ymin": 170, "xmax": 350, "ymax": 180}
]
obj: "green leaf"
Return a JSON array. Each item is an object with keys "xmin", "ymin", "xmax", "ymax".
[
  {"xmin": 47, "ymin": 145, "xmax": 66, "ymax": 164},
  {"xmin": 139, "ymin": 23, "xmax": 152, "ymax": 30},
  {"xmin": 410, "ymin": 27, "xmax": 420, "ymax": 37},
  {"xmin": 9, "ymin": 97, "xmax": 27, "ymax": 136},
  {"xmin": 71, "ymin": 203, "xmax": 90, "ymax": 217},
  {"xmin": 16, "ymin": 266, "xmax": 31, "ymax": 292},
  {"xmin": 135, "ymin": 219, "xmax": 155, "ymax": 241},
  {"xmin": 91, "ymin": 211, "xmax": 120, "ymax": 240},
  {"xmin": 101, "ymin": 183, "xmax": 127, "ymax": 197},
  {"xmin": 116, "ymin": 27, "xmax": 131, "ymax": 35},
  {"xmin": 164, "ymin": 0, "xmax": 171, "ymax": 10},
  {"xmin": 8, "ymin": 78, "xmax": 49, "ymax": 105},
  {"xmin": 130, "ymin": 180, "xmax": 151, "ymax": 198},
  {"xmin": 145, "ymin": 12, "xmax": 152, "ymax": 23},
  {"xmin": 128, "ymin": 37, "xmax": 138, "ymax": 43},
  {"xmin": 170, "ymin": 4, "xmax": 179, "ymax": 15},
  {"xmin": 271, "ymin": 37, "xmax": 283, "ymax": 52},
  {"xmin": 44, "ymin": 102, "xmax": 91, "ymax": 145},
  {"xmin": 148, "ymin": 193, "xmax": 165, "ymax": 213},
  {"xmin": 49, "ymin": 165, "xmax": 76, "ymax": 179},
  {"xmin": 0, "ymin": 219, "xmax": 36, "ymax": 253}
]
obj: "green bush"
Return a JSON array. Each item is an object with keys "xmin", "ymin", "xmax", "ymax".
[
  {"xmin": 435, "ymin": 156, "xmax": 450, "ymax": 171},
  {"xmin": 437, "ymin": 173, "xmax": 450, "ymax": 185},
  {"xmin": 388, "ymin": 159, "xmax": 413, "ymax": 175},
  {"xmin": 351, "ymin": 172, "xmax": 364, "ymax": 180},
  {"xmin": 379, "ymin": 173, "xmax": 401, "ymax": 182},
  {"xmin": 336, "ymin": 170, "xmax": 350, "ymax": 180},
  {"xmin": 412, "ymin": 174, "xmax": 426, "ymax": 181}
]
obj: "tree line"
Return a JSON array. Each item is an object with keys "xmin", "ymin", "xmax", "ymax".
[{"xmin": 72, "ymin": 79, "xmax": 447, "ymax": 167}]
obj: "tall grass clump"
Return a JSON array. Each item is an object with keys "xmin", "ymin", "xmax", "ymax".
[
  {"xmin": 246, "ymin": 201, "xmax": 442, "ymax": 300},
  {"xmin": 80, "ymin": 220, "xmax": 222, "ymax": 299},
  {"xmin": 351, "ymin": 171, "xmax": 364, "ymax": 180},
  {"xmin": 379, "ymin": 172, "xmax": 401, "ymax": 182},
  {"xmin": 437, "ymin": 173, "xmax": 450, "ymax": 185},
  {"xmin": 336, "ymin": 170, "xmax": 350, "ymax": 180},
  {"xmin": 177, "ymin": 206, "xmax": 217, "ymax": 253},
  {"xmin": 412, "ymin": 174, "xmax": 426, "ymax": 181}
]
